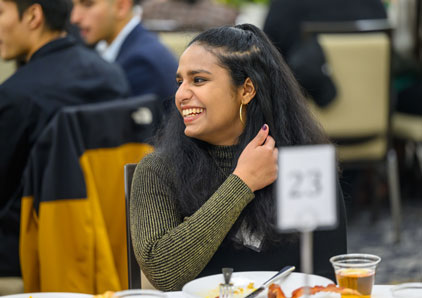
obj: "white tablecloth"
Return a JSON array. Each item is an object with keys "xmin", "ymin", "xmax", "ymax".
[
  {"xmin": 0, "ymin": 286, "xmax": 394, "ymax": 298},
  {"xmin": 372, "ymin": 285, "xmax": 394, "ymax": 298},
  {"xmin": 167, "ymin": 285, "xmax": 394, "ymax": 298}
]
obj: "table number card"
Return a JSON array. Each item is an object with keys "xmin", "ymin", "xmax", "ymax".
[{"xmin": 276, "ymin": 144, "xmax": 337, "ymax": 232}]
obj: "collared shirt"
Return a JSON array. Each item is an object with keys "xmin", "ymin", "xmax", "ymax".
[{"xmin": 96, "ymin": 15, "xmax": 141, "ymax": 62}]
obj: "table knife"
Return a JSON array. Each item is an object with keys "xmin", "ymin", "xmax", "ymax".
[{"xmin": 244, "ymin": 266, "xmax": 295, "ymax": 298}]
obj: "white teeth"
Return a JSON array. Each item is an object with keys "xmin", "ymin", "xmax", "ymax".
[{"xmin": 183, "ymin": 108, "xmax": 204, "ymax": 117}]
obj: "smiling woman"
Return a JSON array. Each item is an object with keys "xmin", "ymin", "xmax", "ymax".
[
  {"xmin": 175, "ymin": 43, "xmax": 253, "ymax": 146},
  {"xmin": 129, "ymin": 24, "xmax": 347, "ymax": 291}
]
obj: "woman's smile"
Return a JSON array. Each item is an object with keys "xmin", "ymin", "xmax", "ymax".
[
  {"xmin": 182, "ymin": 107, "xmax": 205, "ymax": 123},
  {"xmin": 175, "ymin": 44, "xmax": 245, "ymax": 145}
]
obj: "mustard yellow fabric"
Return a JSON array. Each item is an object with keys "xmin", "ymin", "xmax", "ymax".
[{"xmin": 20, "ymin": 143, "xmax": 153, "ymax": 294}]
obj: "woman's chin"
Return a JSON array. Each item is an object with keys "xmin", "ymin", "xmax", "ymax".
[{"xmin": 184, "ymin": 128, "xmax": 200, "ymax": 139}]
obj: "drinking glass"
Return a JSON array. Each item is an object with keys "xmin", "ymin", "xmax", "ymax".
[{"xmin": 330, "ymin": 253, "xmax": 381, "ymax": 298}]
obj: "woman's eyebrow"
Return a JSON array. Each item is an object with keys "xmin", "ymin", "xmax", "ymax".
[
  {"xmin": 176, "ymin": 69, "xmax": 212, "ymax": 79},
  {"xmin": 188, "ymin": 69, "xmax": 212, "ymax": 75}
]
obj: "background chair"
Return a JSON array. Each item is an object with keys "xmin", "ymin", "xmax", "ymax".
[
  {"xmin": 20, "ymin": 94, "xmax": 160, "ymax": 293},
  {"xmin": 158, "ymin": 32, "xmax": 199, "ymax": 58},
  {"xmin": 0, "ymin": 58, "xmax": 16, "ymax": 83},
  {"xmin": 124, "ymin": 163, "xmax": 140, "ymax": 289},
  {"xmin": 302, "ymin": 19, "xmax": 402, "ymax": 242},
  {"xmin": 124, "ymin": 163, "xmax": 156, "ymax": 290},
  {"xmin": 0, "ymin": 277, "xmax": 24, "ymax": 296},
  {"xmin": 393, "ymin": 113, "xmax": 422, "ymax": 174},
  {"xmin": 392, "ymin": 113, "xmax": 422, "ymax": 199}
]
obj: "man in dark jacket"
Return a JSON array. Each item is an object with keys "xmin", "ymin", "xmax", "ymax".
[
  {"xmin": 71, "ymin": 0, "xmax": 178, "ymax": 102},
  {"xmin": 0, "ymin": 0, "xmax": 129, "ymax": 279}
]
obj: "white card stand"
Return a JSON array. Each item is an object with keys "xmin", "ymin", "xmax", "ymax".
[{"xmin": 276, "ymin": 144, "xmax": 337, "ymax": 298}]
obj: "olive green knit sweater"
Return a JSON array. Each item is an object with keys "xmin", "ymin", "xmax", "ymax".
[{"xmin": 130, "ymin": 146, "xmax": 255, "ymax": 291}]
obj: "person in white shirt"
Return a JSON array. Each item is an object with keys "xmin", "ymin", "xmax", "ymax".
[{"xmin": 71, "ymin": 0, "xmax": 178, "ymax": 100}]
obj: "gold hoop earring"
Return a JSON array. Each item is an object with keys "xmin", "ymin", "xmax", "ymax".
[{"xmin": 239, "ymin": 104, "xmax": 245, "ymax": 125}]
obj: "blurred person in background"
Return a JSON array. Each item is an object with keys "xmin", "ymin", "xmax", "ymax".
[
  {"xmin": 264, "ymin": 0, "xmax": 389, "ymax": 215},
  {"xmin": 263, "ymin": 0, "xmax": 387, "ymax": 107},
  {"xmin": 141, "ymin": 0, "xmax": 237, "ymax": 31},
  {"xmin": 389, "ymin": 0, "xmax": 422, "ymax": 116},
  {"xmin": 130, "ymin": 24, "xmax": 347, "ymax": 291},
  {"xmin": 387, "ymin": 0, "xmax": 422, "ymax": 199},
  {"xmin": 394, "ymin": 59, "xmax": 422, "ymax": 116},
  {"xmin": 0, "ymin": 0, "xmax": 129, "ymax": 286},
  {"xmin": 71, "ymin": 0, "xmax": 178, "ymax": 105}
]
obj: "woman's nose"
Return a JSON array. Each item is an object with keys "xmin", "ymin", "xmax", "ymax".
[{"xmin": 175, "ymin": 82, "xmax": 192, "ymax": 103}]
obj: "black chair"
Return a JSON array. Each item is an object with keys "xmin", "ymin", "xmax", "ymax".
[
  {"xmin": 302, "ymin": 19, "xmax": 393, "ymax": 36},
  {"xmin": 124, "ymin": 163, "xmax": 141, "ymax": 289}
]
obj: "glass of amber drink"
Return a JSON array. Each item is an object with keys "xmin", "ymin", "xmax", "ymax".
[{"xmin": 330, "ymin": 253, "xmax": 381, "ymax": 298}]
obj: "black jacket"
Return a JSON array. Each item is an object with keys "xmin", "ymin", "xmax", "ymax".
[
  {"xmin": 263, "ymin": 0, "xmax": 387, "ymax": 107},
  {"xmin": 116, "ymin": 23, "xmax": 177, "ymax": 100},
  {"xmin": 264, "ymin": 0, "xmax": 387, "ymax": 58},
  {"xmin": 0, "ymin": 36, "xmax": 129, "ymax": 276}
]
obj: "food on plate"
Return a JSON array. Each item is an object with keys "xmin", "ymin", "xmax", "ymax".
[
  {"xmin": 93, "ymin": 291, "xmax": 116, "ymax": 298},
  {"xmin": 235, "ymin": 282, "xmax": 256, "ymax": 294},
  {"xmin": 268, "ymin": 283, "xmax": 362, "ymax": 298},
  {"xmin": 206, "ymin": 282, "xmax": 256, "ymax": 298},
  {"xmin": 268, "ymin": 283, "xmax": 287, "ymax": 298}
]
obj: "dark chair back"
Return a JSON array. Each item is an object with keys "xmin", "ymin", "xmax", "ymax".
[
  {"xmin": 124, "ymin": 163, "xmax": 141, "ymax": 289},
  {"xmin": 302, "ymin": 19, "xmax": 392, "ymax": 36},
  {"xmin": 20, "ymin": 94, "xmax": 159, "ymax": 292}
]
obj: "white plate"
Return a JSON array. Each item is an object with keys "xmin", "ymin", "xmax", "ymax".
[
  {"xmin": 115, "ymin": 290, "xmax": 166, "ymax": 298},
  {"xmin": 182, "ymin": 271, "xmax": 333, "ymax": 298},
  {"xmin": 1, "ymin": 293, "xmax": 92, "ymax": 298}
]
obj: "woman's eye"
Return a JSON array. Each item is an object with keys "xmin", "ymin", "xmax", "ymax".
[
  {"xmin": 176, "ymin": 80, "xmax": 182, "ymax": 86},
  {"xmin": 194, "ymin": 77, "xmax": 206, "ymax": 84}
]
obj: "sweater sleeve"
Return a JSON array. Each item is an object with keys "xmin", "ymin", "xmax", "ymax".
[{"xmin": 130, "ymin": 152, "xmax": 255, "ymax": 291}]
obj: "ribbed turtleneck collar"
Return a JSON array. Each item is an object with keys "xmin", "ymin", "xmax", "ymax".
[{"xmin": 207, "ymin": 144, "xmax": 238, "ymax": 176}]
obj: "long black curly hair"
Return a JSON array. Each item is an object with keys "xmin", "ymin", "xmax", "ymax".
[{"xmin": 154, "ymin": 24, "xmax": 328, "ymax": 247}]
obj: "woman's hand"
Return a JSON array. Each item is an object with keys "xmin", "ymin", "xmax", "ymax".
[{"xmin": 233, "ymin": 124, "xmax": 278, "ymax": 192}]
